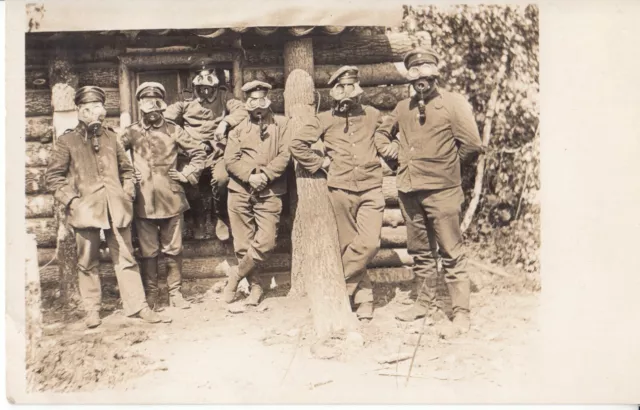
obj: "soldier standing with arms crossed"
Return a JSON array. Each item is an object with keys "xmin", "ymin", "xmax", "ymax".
[
  {"xmin": 222, "ymin": 81, "xmax": 291, "ymax": 307},
  {"xmin": 290, "ymin": 66, "xmax": 396, "ymax": 320},
  {"xmin": 45, "ymin": 86, "xmax": 166, "ymax": 328},
  {"xmin": 375, "ymin": 49, "xmax": 484, "ymax": 336},
  {"xmin": 120, "ymin": 82, "xmax": 206, "ymax": 311},
  {"xmin": 164, "ymin": 58, "xmax": 249, "ymax": 241}
]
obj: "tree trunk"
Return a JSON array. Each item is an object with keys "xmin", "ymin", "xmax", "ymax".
[
  {"xmin": 284, "ymin": 38, "xmax": 357, "ymax": 338},
  {"xmin": 460, "ymin": 53, "xmax": 508, "ymax": 233},
  {"xmin": 48, "ymin": 49, "xmax": 81, "ymax": 307},
  {"xmin": 25, "ymin": 233, "xmax": 42, "ymax": 363}
]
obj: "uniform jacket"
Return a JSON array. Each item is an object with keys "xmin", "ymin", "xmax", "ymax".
[
  {"xmin": 120, "ymin": 118, "xmax": 206, "ymax": 219},
  {"xmin": 375, "ymin": 88, "xmax": 484, "ymax": 193},
  {"xmin": 290, "ymin": 104, "xmax": 387, "ymax": 193},
  {"xmin": 224, "ymin": 112, "xmax": 291, "ymax": 197},
  {"xmin": 45, "ymin": 122, "xmax": 136, "ymax": 230}
]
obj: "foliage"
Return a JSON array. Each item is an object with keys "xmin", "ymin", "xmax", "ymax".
[{"xmin": 400, "ymin": 4, "xmax": 540, "ymax": 274}]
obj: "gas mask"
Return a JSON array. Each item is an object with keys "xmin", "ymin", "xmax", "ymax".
[
  {"xmin": 193, "ymin": 69, "xmax": 220, "ymax": 102},
  {"xmin": 78, "ymin": 102, "xmax": 107, "ymax": 152},
  {"xmin": 246, "ymin": 93, "xmax": 272, "ymax": 138},
  {"xmin": 407, "ymin": 63, "xmax": 440, "ymax": 125},
  {"xmin": 139, "ymin": 98, "xmax": 167, "ymax": 128},
  {"xmin": 330, "ymin": 82, "xmax": 363, "ymax": 114}
]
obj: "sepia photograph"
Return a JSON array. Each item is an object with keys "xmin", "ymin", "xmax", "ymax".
[{"xmin": 15, "ymin": 0, "xmax": 543, "ymax": 403}]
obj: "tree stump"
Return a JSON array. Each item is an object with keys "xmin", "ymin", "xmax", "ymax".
[{"xmin": 284, "ymin": 38, "xmax": 357, "ymax": 338}]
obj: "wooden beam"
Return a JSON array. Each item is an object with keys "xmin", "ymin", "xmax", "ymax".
[
  {"xmin": 244, "ymin": 62, "xmax": 410, "ymax": 88},
  {"xmin": 78, "ymin": 63, "xmax": 119, "ymax": 88},
  {"xmin": 118, "ymin": 51, "xmax": 234, "ymax": 70},
  {"xmin": 231, "ymin": 50, "xmax": 244, "ymax": 100}
]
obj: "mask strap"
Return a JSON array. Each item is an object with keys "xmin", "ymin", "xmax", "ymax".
[{"xmin": 257, "ymin": 112, "xmax": 264, "ymax": 138}]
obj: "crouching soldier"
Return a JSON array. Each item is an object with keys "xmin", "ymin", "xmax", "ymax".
[
  {"xmin": 45, "ymin": 86, "xmax": 166, "ymax": 328},
  {"xmin": 165, "ymin": 58, "xmax": 249, "ymax": 241},
  {"xmin": 120, "ymin": 82, "xmax": 207, "ymax": 310},
  {"xmin": 222, "ymin": 81, "xmax": 290, "ymax": 306},
  {"xmin": 375, "ymin": 49, "xmax": 484, "ymax": 336},
  {"xmin": 290, "ymin": 66, "xmax": 394, "ymax": 320}
]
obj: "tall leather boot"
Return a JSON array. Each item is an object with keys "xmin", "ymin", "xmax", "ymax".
[
  {"xmin": 244, "ymin": 273, "xmax": 264, "ymax": 306},
  {"xmin": 223, "ymin": 254, "xmax": 257, "ymax": 303},
  {"xmin": 447, "ymin": 278, "xmax": 471, "ymax": 335},
  {"xmin": 140, "ymin": 257, "xmax": 160, "ymax": 311},
  {"xmin": 395, "ymin": 276, "xmax": 447, "ymax": 324},
  {"xmin": 165, "ymin": 253, "xmax": 190, "ymax": 309},
  {"xmin": 212, "ymin": 188, "xmax": 230, "ymax": 242}
]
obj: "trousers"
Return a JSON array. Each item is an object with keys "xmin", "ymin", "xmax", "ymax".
[{"xmin": 328, "ymin": 186, "xmax": 384, "ymax": 304}]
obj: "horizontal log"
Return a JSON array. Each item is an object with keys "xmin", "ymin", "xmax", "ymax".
[
  {"xmin": 25, "ymin": 142, "xmax": 52, "ymax": 168},
  {"xmin": 26, "ymin": 88, "xmax": 120, "ymax": 117},
  {"xmin": 39, "ymin": 253, "xmax": 292, "ymax": 283},
  {"xmin": 78, "ymin": 63, "xmax": 119, "ymax": 88},
  {"xmin": 26, "ymin": 218, "xmax": 58, "ymax": 248},
  {"xmin": 25, "ymin": 67, "xmax": 49, "ymax": 89},
  {"xmin": 371, "ymin": 248, "xmax": 414, "ymax": 268},
  {"xmin": 25, "ymin": 116, "xmax": 53, "ymax": 142},
  {"xmin": 26, "ymin": 194, "xmax": 55, "ymax": 218},
  {"xmin": 243, "ymin": 62, "xmax": 409, "ymax": 89},
  {"xmin": 262, "ymin": 267, "xmax": 414, "ymax": 286},
  {"xmin": 25, "ymin": 167, "xmax": 47, "ymax": 195},
  {"xmin": 383, "ymin": 176, "xmax": 398, "ymax": 206},
  {"xmin": 383, "ymin": 208, "xmax": 404, "ymax": 228},
  {"xmin": 244, "ymin": 32, "xmax": 416, "ymax": 66},
  {"xmin": 380, "ymin": 226, "xmax": 407, "ymax": 248},
  {"xmin": 26, "ymin": 116, "xmax": 120, "ymax": 142},
  {"xmin": 268, "ymin": 85, "xmax": 409, "ymax": 114}
]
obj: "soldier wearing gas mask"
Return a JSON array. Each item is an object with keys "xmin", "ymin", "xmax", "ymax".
[
  {"xmin": 290, "ymin": 66, "xmax": 394, "ymax": 320},
  {"xmin": 45, "ymin": 86, "xmax": 166, "ymax": 328},
  {"xmin": 375, "ymin": 49, "xmax": 484, "ymax": 337},
  {"xmin": 164, "ymin": 58, "xmax": 249, "ymax": 241},
  {"xmin": 120, "ymin": 82, "xmax": 206, "ymax": 311},
  {"xmin": 222, "ymin": 81, "xmax": 291, "ymax": 306}
]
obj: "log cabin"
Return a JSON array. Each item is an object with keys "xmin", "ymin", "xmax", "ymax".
[{"xmin": 25, "ymin": 26, "xmax": 435, "ymax": 293}]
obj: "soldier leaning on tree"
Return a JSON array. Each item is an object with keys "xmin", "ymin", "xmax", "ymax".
[
  {"xmin": 164, "ymin": 58, "xmax": 249, "ymax": 241},
  {"xmin": 45, "ymin": 86, "xmax": 167, "ymax": 328},
  {"xmin": 120, "ymin": 82, "xmax": 207, "ymax": 311},
  {"xmin": 375, "ymin": 48, "xmax": 484, "ymax": 337},
  {"xmin": 222, "ymin": 81, "xmax": 291, "ymax": 307},
  {"xmin": 290, "ymin": 66, "xmax": 397, "ymax": 320}
]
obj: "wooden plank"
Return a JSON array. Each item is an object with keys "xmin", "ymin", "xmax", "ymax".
[
  {"xmin": 25, "ymin": 194, "xmax": 56, "ymax": 219},
  {"xmin": 25, "ymin": 66, "xmax": 50, "ymax": 90},
  {"xmin": 26, "ymin": 167, "xmax": 47, "ymax": 195},
  {"xmin": 25, "ymin": 88, "xmax": 120, "ymax": 117},
  {"xmin": 244, "ymin": 62, "xmax": 409, "ymax": 89},
  {"xmin": 380, "ymin": 226, "xmax": 407, "ymax": 248},
  {"xmin": 268, "ymin": 85, "xmax": 409, "ymax": 114}
]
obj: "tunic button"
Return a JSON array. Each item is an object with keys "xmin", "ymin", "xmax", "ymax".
[
  {"xmin": 352, "ymin": 143, "xmax": 355, "ymax": 147},
  {"xmin": 410, "ymin": 147, "xmax": 415, "ymax": 151}
]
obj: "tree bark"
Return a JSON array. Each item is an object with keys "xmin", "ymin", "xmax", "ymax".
[
  {"xmin": 25, "ymin": 194, "xmax": 56, "ymax": 219},
  {"xmin": 460, "ymin": 54, "xmax": 507, "ymax": 233},
  {"xmin": 284, "ymin": 38, "xmax": 357, "ymax": 338},
  {"xmin": 25, "ymin": 233, "xmax": 42, "ymax": 363},
  {"xmin": 232, "ymin": 50, "xmax": 245, "ymax": 100},
  {"xmin": 48, "ymin": 49, "xmax": 81, "ymax": 307}
]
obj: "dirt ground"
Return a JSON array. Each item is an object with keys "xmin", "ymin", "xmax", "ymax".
[{"xmin": 26, "ymin": 267, "xmax": 541, "ymax": 404}]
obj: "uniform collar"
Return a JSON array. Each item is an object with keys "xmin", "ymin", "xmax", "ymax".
[
  {"xmin": 141, "ymin": 116, "xmax": 166, "ymax": 130},
  {"xmin": 410, "ymin": 86, "xmax": 441, "ymax": 109}
]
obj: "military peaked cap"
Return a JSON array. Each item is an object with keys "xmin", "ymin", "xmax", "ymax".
[
  {"xmin": 74, "ymin": 86, "xmax": 106, "ymax": 106},
  {"xmin": 135, "ymin": 82, "xmax": 166, "ymax": 100},
  {"xmin": 403, "ymin": 48, "xmax": 440, "ymax": 69},
  {"xmin": 328, "ymin": 66, "xmax": 360, "ymax": 86},
  {"xmin": 241, "ymin": 80, "xmax": 272, "ymax": 98}
]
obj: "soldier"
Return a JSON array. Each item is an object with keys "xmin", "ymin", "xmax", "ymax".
[
  {"xmin": 222, "ymin": 81, "xmax": 291, "ymax": 306},
  {"xmin": 120, "ymin": 82, "xmax": 207, "ymax": 311},
  {"xmin": 375, "ymin": 48, "xmax": 484, "ymax": 336},
  {"xmin": 45, "ymin": 86, "xmax": 166, "ymax": 328},
  {"xmin": 164, "ymin": 58, "xmax": 248, "ymax": 241},
  {"xmin": 290, "ymin": 66, "xmax": 395, "ymax": 320}
]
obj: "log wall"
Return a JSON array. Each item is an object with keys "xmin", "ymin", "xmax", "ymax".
[{"xmin": 26, "ymin": 32, "xmax": 413, "ymax": 289}]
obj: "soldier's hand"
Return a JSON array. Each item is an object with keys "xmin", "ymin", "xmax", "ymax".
[
  {"xmin": 248, "ymin": 173, "xmax": 265, "ymax": 190},
  {"xmin": 168, "ymin": 169, "xmax": 189, "ymax": 183},
  {"xmin": 321, "ymin": 156, "xmax": 332, "ymax": 171},
  {"xmin": 380, "ymin": 143, "xmax": 399, "ymax": 160},
  {"xmin": 133, "ymin": 169, "xmax": 143, "ymax": 184},
  {"xmin": 214, "ymin": 121, "xmax": 228, "ymax": 141}
]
